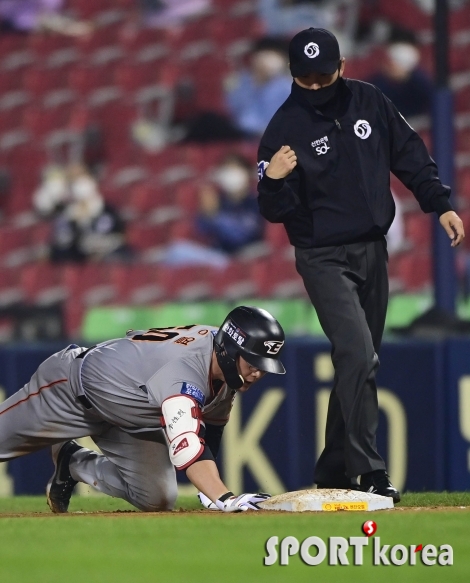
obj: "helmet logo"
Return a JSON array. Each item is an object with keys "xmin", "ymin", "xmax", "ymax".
[{"xmin": 264, "ymin": 340, "xmax": 284, "ymax": 354}]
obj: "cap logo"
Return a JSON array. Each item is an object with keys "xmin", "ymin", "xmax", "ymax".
[
  {"xmin": 354, "ymin": 120, "xmax": 372, "ymax": 140},
  {"xmin": 264, "ymin": 340, "xmax": 284, "ymax": 355},
  {"xmin": 304, "ymin": 42, "xmax": 320, "ymax": 59}
]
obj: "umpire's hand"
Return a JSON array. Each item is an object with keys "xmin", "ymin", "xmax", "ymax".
[
  {"xmin": 439, "ymin": 211, "xmax": 465, "ymax": 247},
  {"xmin": 266, "ymin": 145, "xmax": 297, "ymax": 179}
]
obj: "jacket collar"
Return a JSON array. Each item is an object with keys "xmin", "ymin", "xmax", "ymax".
[{"xmin": 290, "ymin": 77, "xmax": 352, "ymax": 119}]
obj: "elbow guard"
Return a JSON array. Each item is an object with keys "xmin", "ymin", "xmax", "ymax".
[{"xmin": 161, "ymin": 395, "xmax": 205, "ymax": 470}]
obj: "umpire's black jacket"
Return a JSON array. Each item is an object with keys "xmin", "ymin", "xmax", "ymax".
[{"xmin": 257, "ymin": 78, "xmax": 453, "ymax": 248}]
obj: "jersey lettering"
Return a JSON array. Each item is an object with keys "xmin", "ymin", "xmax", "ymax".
[
  {"xmin": 131, "ymin": 325, "xmax": 196, "ymax": 342},
  {"xmin": 174, "ymin": 336, "xmax": 195, "ymax": 346}
]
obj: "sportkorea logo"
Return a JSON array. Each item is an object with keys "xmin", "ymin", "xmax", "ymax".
[
  {"xmin": 264, "ymin": 340, "xmax": 284, "ymax": 355},
  {"xmin": 304, "ymin": 42, "xmax": 320, "ymax": 59},
  {"xmin": 354, "ymin": 120, "xmax": 372, "ymax": 140}
]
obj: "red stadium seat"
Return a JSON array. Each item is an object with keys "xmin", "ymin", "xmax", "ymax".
[
  {"xmin": 20, "ymin": 263, "xmax": 67, "ymax": 305},
  {"xmin": 67, "ymin": 0, "xmax": 115, "ymax": 19},
  {"xmin": 126, "ymin": 221, "xmax": 170, "ymax": 252},
  {"xmin": 157, "ymin": 265, "xmax": 213, "ymax": 301},
  {"xmin": 455, "ymin": 85, "xmax": 470, "ymax": 113},
  {"xmin": 23, "ymin": 67, "xmax": 69, "ymax": 97},
  {"xmin": 207, "ymin": 260, "xmax": 256, "ymax": 300},
  {"xmin": 61, "ymin": 263, "xmax": 117, "ymax": 307},
  {"xmin": 250, "ymin": 257, "xmax": 304, "ymax": 298},
  {"xmin": 108, "ymin": 263, "xmax": 165, "ymax": 304},
  {"xmin": 264, "ymin": 223, "xmax": 290, "ymax": 252},
  {"xmin": 394, "ymin": 251, "xmax": 432, "ymax": 291},
  {"xmin": 172, "ymin": 182, "xmax": 200, "ymax": 215},
  {"xmin": 0, "ymin": 226, "xmax": 33, "ymax": 267},
  {"xmin": 404, "ymin": 212, "xmax": 432, "ymax": 248},
  {"xmin": 0, "ymin": 267, "xmax": 24, "ymax": 307},
  {"xmin": 122, "ymin": 183, "xmax": 172, "ymax": 218}
]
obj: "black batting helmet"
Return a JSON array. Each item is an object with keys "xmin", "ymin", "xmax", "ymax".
[{"xmin": 214, "ymin": 306, "xmax": 286, "ymax": 390}]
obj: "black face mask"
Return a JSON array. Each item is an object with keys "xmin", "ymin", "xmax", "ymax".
[{"xmin": 295, "ymin": 74, "xmax": 341, "ymax": 108}]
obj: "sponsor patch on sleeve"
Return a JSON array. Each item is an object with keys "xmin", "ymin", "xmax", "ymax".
[
  {"xmin": 257, "ymin": 160, "xmax": 269, "ymax": 181},
  {"xmin": 181, "ymin": 382, "xmax": 205, "ymax": 406}
]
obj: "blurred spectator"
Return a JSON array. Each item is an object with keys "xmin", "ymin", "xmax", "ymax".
[
  {"xmin": 367, "ymin": 31, "xmax": 434, "ymax": 118},
  {"xmin": 258, "ymin": 0, "xmax": 334, "ymax": 36},
  {"xmin": 139, "ymin": 0, "xmax": 211, "ymax": 28},
  {"xmin": 181, "ymin": 37, "xmax": 291, "ymax": 142},
  {"xmin": 34, "ymin": 164, "xmax": 131, "ymax": 263},
  {"xmin": 258, "ymin": 0, "xmax": 358, "ymax": 55},
  {"xmin": 0, "ymin": 0, "xmax": 92, "ymax": 36},
  {"xmin": 225, "ymin": 37, "xmax": 292, "ymax": 138},
  {"xmin": 161, "ymin": 154, "xmax": 264, "ymax": 267},
  {"xmin": 196, "ymin": 153, "xmax": 264, "ymax": 253}
]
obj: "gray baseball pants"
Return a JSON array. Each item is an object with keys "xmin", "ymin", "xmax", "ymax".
[{"xmin": 0, "ymin": 345, "xmax": 177, "ymax": 511}]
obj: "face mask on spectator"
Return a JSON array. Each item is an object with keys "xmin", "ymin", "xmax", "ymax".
[
  {"xmin": 252, "ymin": 50, "xmax": 287, "ymax": 81},
  {"xmin": 387, "ymin": 43, "xmax": 420, "ymax": 74},
  {"xmin": 215, "ymin": 166, "xmax": 250, "ymax": 197}
]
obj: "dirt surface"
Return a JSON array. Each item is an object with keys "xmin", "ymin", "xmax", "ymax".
[{"xmin": 1, "ymin": 506, "xmax": 470, "ymax": 518}]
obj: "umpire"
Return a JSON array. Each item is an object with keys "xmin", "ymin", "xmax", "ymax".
[{"xmin": 257, "ymin": 28, "xmax": 465, "ymax": 502}]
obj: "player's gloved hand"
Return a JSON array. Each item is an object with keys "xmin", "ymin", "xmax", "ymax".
[
  {"xmin": 216, "ymin": 491, "xmax": 271, "ymax": 512},
  {"xmin": 197, "ymin": 491, "xmax": 218, "ymax": 510}
]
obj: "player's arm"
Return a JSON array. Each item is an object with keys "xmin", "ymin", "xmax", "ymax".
[{"xmin": 161, "ymin": 395, "xmax": 270, "ymax": 511}]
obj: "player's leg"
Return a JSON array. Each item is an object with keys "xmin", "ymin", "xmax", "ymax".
[
  {"xmin": 0, "ymin": 346, "xmax": 107, "ymax": 460},
  {"xmin": 70, "ymin": 427, "xmax": 178, "ymax": 511},
  {"xmin": 296, "ymin": 243, "xmax": 386, "ymax": 481}
]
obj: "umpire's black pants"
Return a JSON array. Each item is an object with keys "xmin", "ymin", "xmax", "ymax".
[{"xmin": 295, "ymin": 239, "xmax": 388, "ymax": 483}]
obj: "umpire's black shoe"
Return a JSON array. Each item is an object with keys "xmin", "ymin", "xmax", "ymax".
[
  {"xmin": 360, "ymin": 470, "xmax": 401, "ymax": 503},
  {"xmin": 47, "ymin": 440, "xmax": 83, "ymax": 513}
]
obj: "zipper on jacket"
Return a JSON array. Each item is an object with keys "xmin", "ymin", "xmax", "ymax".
[{"xmin": 334, "ymin": 119, "xmax": 342, "ymax": 130}]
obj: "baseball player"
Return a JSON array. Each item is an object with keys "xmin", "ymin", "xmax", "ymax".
[{"xmin": 0, "ymin": 306, "xmax": 286, "ymax": 513}]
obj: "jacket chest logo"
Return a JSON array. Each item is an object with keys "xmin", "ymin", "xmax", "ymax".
[
  {"xmin": 354, "ymin": 119, "xmax": 372, "ymax": 139},
  {"xmin": 311, "ymin": 136, "xmax": 330, "ymax": 156}
]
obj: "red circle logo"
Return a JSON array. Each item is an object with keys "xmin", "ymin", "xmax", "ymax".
[{"xmin": 362, "ymin": 520, "xmax": 377, "ymax": 537}]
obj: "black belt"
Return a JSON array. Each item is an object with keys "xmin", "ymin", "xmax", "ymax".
[
  {"xmin": 77, "ymin": 345, "xmax": 97, "ymax": 360},
  {"xmin": 77, "ymin": 394, "xmax": 93, "ymax": 410},
  {"xmin": 76, "ymin": 346, "xmax": 96, "ymax": 409}
]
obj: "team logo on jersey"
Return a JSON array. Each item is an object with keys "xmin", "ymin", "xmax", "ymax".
[
  {"xmin": 181, "ymin": 382, "xmax": 205, "ymax": 406},
  {"xmin": 304, "ymin": 42, "xmax": 320, "ymax": 59},
  {"xmin": 311, "ymin": 136, "xmax": 330, "ymax": 156},
  {"xmin": 354, "ymin": 120, "xmax": 372, "ymax": 139},
  {"xmin": 257, "ymin": 160, "xmax": 269, "ymax": 181},
  {"xmin": 264, "ymin": 340, "xmax": 284, "ymax": 355}
]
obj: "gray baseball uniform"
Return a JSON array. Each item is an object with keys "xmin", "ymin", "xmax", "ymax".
[{"xmin": 0, "ymin": 325, "xmax": 236, "ymax": 510}]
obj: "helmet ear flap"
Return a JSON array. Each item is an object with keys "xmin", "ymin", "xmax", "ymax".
[{"xmin": 214, "ymin": 337, "xmax": 244, "ymax": 391}]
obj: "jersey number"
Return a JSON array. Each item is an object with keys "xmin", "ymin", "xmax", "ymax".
[{"xmin": 131, "ymin": 325, "xmax": 195, "ymax": 342}]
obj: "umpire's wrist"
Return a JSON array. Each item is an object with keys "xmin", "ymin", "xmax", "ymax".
[{"xmin": 261, "ymin": 173, "xmax": 285, "ymax": 192}]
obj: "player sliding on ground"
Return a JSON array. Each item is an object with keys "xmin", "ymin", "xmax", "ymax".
[{"xmin": 0, "ymin": 306, "xmax": 286, "ymax": 513}]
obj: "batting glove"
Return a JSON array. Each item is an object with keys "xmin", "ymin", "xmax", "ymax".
[
  {"xmin": 216, "ymin": 491, "xmax": 271, "ymax": 512},
  {"xmin": 197, "ymin": 491, "xmax": 218, "ymax": 510}
]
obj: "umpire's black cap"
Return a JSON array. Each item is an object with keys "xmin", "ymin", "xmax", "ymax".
[{"xmin": 289, "ymin": 28, "xmax": 340, "ymax": 77}]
